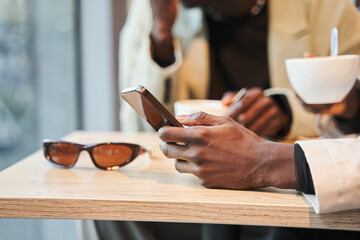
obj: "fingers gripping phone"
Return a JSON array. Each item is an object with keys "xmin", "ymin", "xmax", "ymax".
[{"xmin": 121, "ymin": 86, "xmax": 183, "ymax": 131}]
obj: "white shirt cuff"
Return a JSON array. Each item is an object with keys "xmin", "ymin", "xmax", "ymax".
[{"xmin": 297, "ymin": 137, "xmax": 360, "ymax": 214}]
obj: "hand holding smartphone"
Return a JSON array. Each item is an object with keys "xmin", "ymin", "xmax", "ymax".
[{"xmin": 121, "ymin": 86, "xmax": 183, "ymax": 131}]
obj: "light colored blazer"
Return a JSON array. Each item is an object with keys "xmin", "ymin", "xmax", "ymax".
[
  {"xmin": 119, "ymin": 0, "xmax": 360, "ymax": 138},
  {"xmin": 297, "ymin": 136, "xmax": 360, "ymax": 214}
]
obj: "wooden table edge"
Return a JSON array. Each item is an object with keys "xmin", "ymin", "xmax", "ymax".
[{"xmin": 0, "ymin": 198, "xmax": 359, "ymax": 231}]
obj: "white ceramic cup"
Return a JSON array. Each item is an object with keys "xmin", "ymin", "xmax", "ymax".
[
  {"xmin": 174, "ymin": 99, "xmax": 229, "ymax": 117},
  {"xmin": 285, "ymin": 55, "xmax": 359, "ymax": 104}
]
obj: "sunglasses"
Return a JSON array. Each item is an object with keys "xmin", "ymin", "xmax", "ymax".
[{"xmin": 43, "ymin": 140, "xmax": 149, "ymax": 170}]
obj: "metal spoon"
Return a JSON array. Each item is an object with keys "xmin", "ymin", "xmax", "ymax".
[
  {"xmin": 331, "ymin": 27, "xmax": 338, "ymax": 57},
  {"xmin": 330, "ymin": 27, "xmax": 360, "ymax": 80}
]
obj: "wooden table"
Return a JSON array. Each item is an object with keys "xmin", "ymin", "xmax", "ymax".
[{"xmin": 0, "ymin": 131, "xmax": 359, "ymax": 231}]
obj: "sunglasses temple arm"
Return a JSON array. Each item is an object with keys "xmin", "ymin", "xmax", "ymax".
[{"xmin": 139, "ymin": 146, "xmax": 151, "ymax": 155}]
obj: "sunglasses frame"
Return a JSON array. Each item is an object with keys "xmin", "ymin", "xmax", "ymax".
[{"xmin": 43, "ymin": 139, "xmax": 149, "ymax": 170}]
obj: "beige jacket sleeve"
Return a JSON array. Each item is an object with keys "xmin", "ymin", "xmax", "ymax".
[
  {"xmin": 297, "ymin": 137, "xmax": 360, "ymax": 214},
  {"xmin": 119, "ymin": 0, "xmax": 183, "ymax": 132}
]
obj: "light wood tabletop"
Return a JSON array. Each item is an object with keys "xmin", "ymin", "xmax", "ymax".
[{"xmin": 0, "ymin": 131, "xmax": 359, "ymax": 231}]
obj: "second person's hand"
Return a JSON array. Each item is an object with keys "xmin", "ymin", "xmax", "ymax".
[
  {"xmin": 298, "ymin": 86, "xmax": 360, "ymax": 120},
  {"xmin": 223, "ymin": 88, "xmax": 289, "ymax": 138}
]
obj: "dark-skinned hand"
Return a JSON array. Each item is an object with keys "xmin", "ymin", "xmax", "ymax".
[
  {"xmin": 149, "ymin": 0, "xmax": 178, "ymax": 65},
  {"xmin": 222, "ymin": 88, "xmax": 289, "ymax": 138},
  {"xmin": 158, "ymin": 112, "xmax": 296, "ymax": 190},
  {"xmin": 298, "ymin": 86, "xmax": 360, "ymax": 120}
]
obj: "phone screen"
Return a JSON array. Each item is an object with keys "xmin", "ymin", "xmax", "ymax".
[{"xmin": 122, "ymin": 86, "xmax": 182, "ymax": 131}]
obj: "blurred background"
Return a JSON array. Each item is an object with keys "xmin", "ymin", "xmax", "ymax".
[{"xmin": 0, "ymin": 0, "xmax": 126, "ymax": 239}]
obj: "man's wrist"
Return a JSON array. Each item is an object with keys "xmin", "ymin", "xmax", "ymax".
[
  {"xmin": 336, "ymin": 87, "xmax": 360, "ymax": 120},
  {"xmin": 261, "ymin": 142, "xmax": 296, "ymax": 189},
  {"xmin": 151, "ymin": 20, "xmax": 173, "ymax": 43},
  {"xmin": 150, "ymin": 29, "xmax": 172, "ymax": 44},
  {"xmin": 334, "ymin": 87, "xmax": 360, "ymax": 133},
  {"xmin": 150, "ymin": 26, "xmax": 175, "ymax": 67}
]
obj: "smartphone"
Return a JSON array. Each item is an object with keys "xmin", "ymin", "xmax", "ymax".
[{"xmin": 121, "ymin": 85, "xmax": 183, "ymax": 131}]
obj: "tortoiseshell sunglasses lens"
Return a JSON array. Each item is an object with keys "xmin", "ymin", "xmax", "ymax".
[
  {"xmin": 92, "ymin": 144, "xmax": 133, "ymax": 168},
  {"xmin": 48, "ymin": 143, "xmax": 79, "ymax": 167}
]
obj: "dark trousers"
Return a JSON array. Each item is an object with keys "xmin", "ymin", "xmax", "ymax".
[{"xmin": 94, "ymin": 221, "xmax": 360, "ymax": 240}]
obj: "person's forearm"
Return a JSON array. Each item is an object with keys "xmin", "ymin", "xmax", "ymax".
[
  {"xmin": 261, "ymin": 142, "xmax": 296, "ymax": 189},
  {"xmin": 336, "ymin": 86, "xmax": 360, "ymax": 120},
  {"xmin": 150, "ymin": 26, "xmax": 175, "ymax": 67},
  {"xmin": 149, "ymin": 0, "xmax": 177, "ymax": 67}
]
